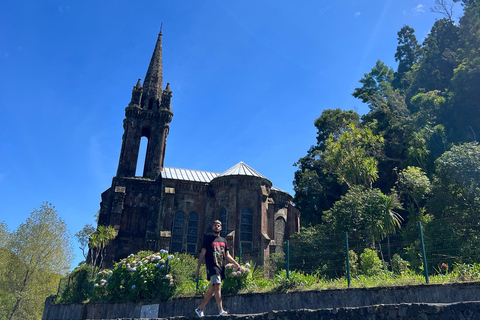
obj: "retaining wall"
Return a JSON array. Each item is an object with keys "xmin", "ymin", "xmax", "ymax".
[{"xmin": 42, "ymin": 281, "xmax": 480, "ymax": 319}]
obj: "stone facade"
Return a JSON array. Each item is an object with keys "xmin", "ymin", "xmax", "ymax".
[{"xmin": 96, "ymin": 33, "xmax": 299, "ymax": 268}]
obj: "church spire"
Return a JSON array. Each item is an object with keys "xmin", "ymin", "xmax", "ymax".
[{"xmin": 141, "ymin": 31, "xmax": 163, "ymax": 109}]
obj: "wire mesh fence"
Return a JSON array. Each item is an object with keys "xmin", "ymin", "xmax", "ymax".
[{"xmin": 283, "ymin": 216, "xmax": 480, "ymax": 284}]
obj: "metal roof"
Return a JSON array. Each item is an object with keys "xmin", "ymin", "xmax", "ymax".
[
  {"xmin": 162, "ymin": 162, "xmax": 288, "ymax": 195},
  {"xmin": 217, "ymin": 162, "xmax": 269, "ymax": 180},
  {"xmin": 161, "ymin": 167, "xmax": 219, "ymax": 183}
]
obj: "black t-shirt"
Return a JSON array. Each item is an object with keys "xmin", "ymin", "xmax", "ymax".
[{"xmin": 202, "ymin": 234, "xmax": 228, "ymax": 280}]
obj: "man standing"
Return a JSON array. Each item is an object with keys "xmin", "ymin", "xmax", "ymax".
[{"xmin": 195, "ymin": 220, "xmax": 240, "ymax": 317}]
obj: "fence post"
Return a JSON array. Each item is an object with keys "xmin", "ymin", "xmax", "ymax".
[
  {"xmin": 345, "ymin": 232, "xmax": 351, "ymax": 288},
  {"xmin": 418, "ymin": 221, "xmax": 429, "ymax": 284},
  {"xmin": 286, "ymin": 240, "xmax": 290, "ymax": 279}
]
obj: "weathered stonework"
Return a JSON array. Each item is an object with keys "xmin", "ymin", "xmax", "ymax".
[
  {"xmin": 43, "ymin": 282, "xmax": 480, "ymax": 320},
  {"xmin": 96, "ymin": 33, "xmax": 299, "ymax": 268}
]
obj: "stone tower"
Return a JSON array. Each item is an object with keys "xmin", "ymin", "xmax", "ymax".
[{"xmin": 97, "ymin": 32, "xmax": 173, "ymax": 267}]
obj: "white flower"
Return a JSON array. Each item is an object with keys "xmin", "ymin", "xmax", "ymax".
[
  {"xmin": 245, "ymin": 263, "xmax": 251, "ymax": 268},
  {"xmin": 94, "ymin": 283, "xmax": 99, "ymax": 287},
  {"xmin": 108, "ymin": 270, "xmax": 113, "ymax": 275},
  {"xmin": 137, "ymin": 261, "xmax": 142, "ymax": 266},
  {"xmin": 131, "ymin": 268, "xmax": 137, "ymax": 272},
  {"xmin": 154, "ymin": 255, "xmax": 161, "ymax": 261},
  {"xmin": 167, "ymin": 255, "xmax": 174, "ymax": 260},
  {"xmin": 143, "ymin": 268, "xmax": 147, "ymax": 271}
]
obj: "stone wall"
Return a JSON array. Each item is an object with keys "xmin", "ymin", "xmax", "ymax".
[{"xmin": 43, "ymin": 282, "xmax": 480, "ymax": 320}]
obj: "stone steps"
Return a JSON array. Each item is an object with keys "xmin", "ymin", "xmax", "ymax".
[{"xmin": 82, "ymin": 301, "xmax": 480, "ymax": 320}]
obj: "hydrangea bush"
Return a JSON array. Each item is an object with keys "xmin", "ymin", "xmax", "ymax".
[
  {"xmin": 92, "ymin": 250, "xmax": 176, "ymax": 301},
  {"xmin": 222, "ymin": 263, "xmax": 251, "ymax": 295}
]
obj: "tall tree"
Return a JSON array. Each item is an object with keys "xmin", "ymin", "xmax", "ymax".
[
  {"xmin": 75, "ymin": 224, "xmax": 96, "ymax": 262},
  {"xmin": 425, "ymin": 142, "xmax": 480, "ymax": 267},
  {"xmin": 352, "ymin": 60, "xmax": 394, "ymax": 111},
  {"xmin": 407, "ymin": 18, "xmax": 459, "ymax": 103},
  {"xmin": 394, "ymin": 25, "xmax": 422, "ymax": 89},
  {"xmin": 447, "ymin": 1, "xmax": 480, "ymax": 142},
  {"xmin": 293, "ymin": 109, "xmax": 359, "ymax": 225},
  {"xmin": 1, "ymin": 203, "xmax": 73, "ymax": 320},
  {"xmin": 323, "ymin": 123, "xmax": 384, "ymax": 189}
]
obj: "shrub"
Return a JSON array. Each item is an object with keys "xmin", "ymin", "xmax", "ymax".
[
  {"xmin": 264, "ymin": 253, "xmax": 285, "ymax": 278},
  {"xmin": 274, "ymin": 270, "xmax": 319, "ymax": 291},
  {"xmin": 347, "ymin": 250, "xmax": 359, "ymax": 276},
  {"xmin": 91, "ymin": 250, "xmax": 176, "ymax": 301},
  {"xmin": 57, "ymin": 264, "xmax": 94, "ymax": 303},
  {"xmin": 391, "ymin": 254, "xmax": 410, "ymax": 275},
  {"xmin": 359, "ymin": 248, "xmax": 383, "ymax": 276},
  {"xmin": 452, "ymin": 263, "xmax": 480, "ymax": 281},
  {"xmin": 221, "ymin": 263, "xmax": 251, "ymax": 295}
]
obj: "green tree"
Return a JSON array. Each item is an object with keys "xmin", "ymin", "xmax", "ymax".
[
  {"xmin": 447, "ymin": 2, "xmax": 480, "ymax": 142},
  {"xmin": 394, "ymin": 25, "xmax": 422, "ymax": 89},
  {"xmin": 1, "ymin": 203, "xmax": 73, "ymax": 320},
  {"xmin": 293, "ymin": 109, "xmax": 359, "ymax": 225},
  {"xmin": 407, "ymin": 18, "xmax": 459, "ymax": 102},
  {"xmin": 395, "ymin": 166, "xmax": 431, "ymax": 210},
  {"xmin": 323, "ymin": 123, "xmax": 384, "ymax": 189},
  {"xmin": 75, "ymin": 224, "xmax": 96, "ymax": 262},
  {"xmin": 425, "ymin": 142, "xmax": 480, "ymax": 267},
  {"xmin": 352, "ymin": 60, "xmax": 394, "ymax": 110},
  {"xmin": 289, "ymin": 225, "xmax": 345, "ymax": 278},
  {"xmin": 323, "ymin": 186, "xmax": 402, "ymax": 250},
  {"xmin": 0, "ymin": 223, "xmax": 12, "ymax": 320}
]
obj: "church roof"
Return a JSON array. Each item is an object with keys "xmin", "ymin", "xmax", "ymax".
[
  {"xmin": 161, "ymin": 162, "xmax": 287, "ymax": 194},
  {"xmin": 162, "ymin": 167, "xmax": 218, "ymax": 183},
  {"xmin": 216, "ymin": 161, "xmax": 269, "ymax": 179}
]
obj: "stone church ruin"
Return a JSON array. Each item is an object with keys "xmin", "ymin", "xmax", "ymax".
[{"xmin": 96, "ymin": 32, "xmax": 299, "ymax": 268}]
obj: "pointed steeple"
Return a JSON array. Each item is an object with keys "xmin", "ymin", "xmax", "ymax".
[{"xmin": 141, "ymin": 31, "xmax": 163, "ymax": 109}]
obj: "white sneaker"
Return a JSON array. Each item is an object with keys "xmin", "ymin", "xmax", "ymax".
[
  {"xmin": 195, "ymin": 308, "xmax": 204, "ymax": 317},
  {"xmin": 219, "ymin": 310, "xmax": 228, "ymax": 316}
]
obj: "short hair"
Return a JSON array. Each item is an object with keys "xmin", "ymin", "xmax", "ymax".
[{"xmin": 213, "ymin": 220, "xmax": 222, "ymax": 225}]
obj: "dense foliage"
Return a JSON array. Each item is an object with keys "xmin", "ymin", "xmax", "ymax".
[
  {"xmin": 0, "ymin": 203, "xmax": 74, "ymax": 320},
  {"xmin": 56, "ymin": 247, "xmax": 480, "ymax": 305},
  {"xmin": 293, "ymin": 0, "xmax": 480, "ymax": 276}
]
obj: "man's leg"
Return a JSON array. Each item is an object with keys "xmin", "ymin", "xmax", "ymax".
[
  {"xmin": 198, "ymin": 284, "xmax": 215, "ymax": 311},
  {"xmin": 213, "ymin": 283, "xmax": 223, "ymax": 311}
]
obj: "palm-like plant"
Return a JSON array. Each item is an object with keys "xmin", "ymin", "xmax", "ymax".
[
  {"xmin": 377, "ymin": 193, "xmax": 403, "ymax": 262},
  {"xmin": 88, "ymin": 225, "xmax": 117, "ymax": 276}
]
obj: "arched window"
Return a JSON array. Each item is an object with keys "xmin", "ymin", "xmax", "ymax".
[
  {"xmin": 218, "ymin": 207, "xmax": 228, "ymax": 238},
  {"xmin": 186, "ymin": 212, "xmax": 199, "ymax": 254},
  {"xmin": 135, "ymin": 136, "xmax": 148, "ymax": 177},
  {"xmin": 240, "ymin": 206, "xmax": 253, "ymax": 252},
  {"xmin": 171, "ymin": 211, "xmax": 184, "ymax": 253}
]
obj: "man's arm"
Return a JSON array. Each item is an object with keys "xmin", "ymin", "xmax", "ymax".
[
  {"xmin": 195, "ymin": 248, "xmax": 207, "ymax": 278},
  {"xmin": 225, "ymin": 251, "xmax": 240, "ymax": 269}
]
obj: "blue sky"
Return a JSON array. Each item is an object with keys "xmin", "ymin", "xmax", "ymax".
[{"xmin": 0, "ymin": 0, "xmax": 461, "ymax": 268}]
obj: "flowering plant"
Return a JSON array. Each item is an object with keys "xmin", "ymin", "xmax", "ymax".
[
  {"xmin": 222, "ymin": 262, "xmax": 252, "ymax": 295},
  {"xmin": 92, "ymin": 250, "xmax": 175, "ymax": 301}
]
